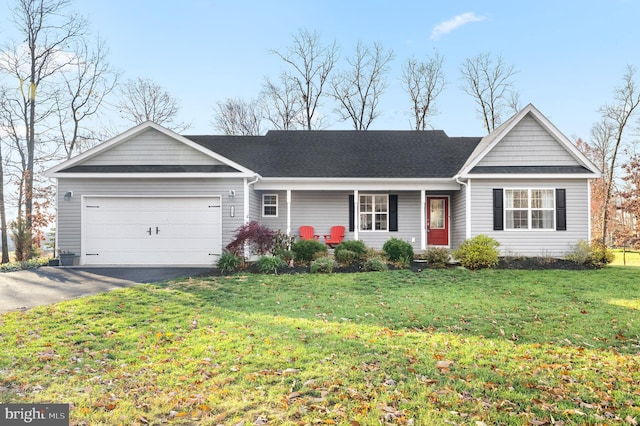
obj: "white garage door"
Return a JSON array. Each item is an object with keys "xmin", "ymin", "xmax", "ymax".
[{"xmin": 83, "ymin": 196, "xmax": 222, "ymax": 265}]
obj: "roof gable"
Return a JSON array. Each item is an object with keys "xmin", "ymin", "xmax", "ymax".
[
  {"xmin": 45, "ymin": 121, "xmax": 255, "ymax": 177},
  {"xmin": 458, "ymin": 104, "xmax": 600, "ymax": 177}
]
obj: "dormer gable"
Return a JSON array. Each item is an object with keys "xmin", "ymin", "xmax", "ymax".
[
  {"xmin": 458, "ymin": 104, "xmax": 600, "ymax": 178},
  {"xmin": 45, "ymin": 121, "xmax": 256, "ymax": 178}
]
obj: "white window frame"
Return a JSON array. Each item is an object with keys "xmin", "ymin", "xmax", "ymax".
[
  {"xmin": 359, "ymin": 194, "xmax": 389, "ymax": 231},
  {"xmin": 504, "ymin": 188, "xmax": 555, "ymax": 231},
  {"xmin": 262, "ymin": 194, "xmax": 278, "ymax": 217}
]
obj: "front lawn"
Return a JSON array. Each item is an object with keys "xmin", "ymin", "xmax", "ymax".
[{"xmin": 1, "ymin": 267, "xmax": 639, "ymax": 425}]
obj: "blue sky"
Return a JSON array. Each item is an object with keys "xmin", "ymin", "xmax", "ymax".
[{"xmin": 2, "ymin": 0, "xmax": 640, "ymax": 140}]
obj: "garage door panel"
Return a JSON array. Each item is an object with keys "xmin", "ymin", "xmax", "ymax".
[{"xmin": 83, "ymin": 197, "xmax": 221, "ymax": 265}]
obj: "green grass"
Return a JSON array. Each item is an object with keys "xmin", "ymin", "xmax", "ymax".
[
  {"xmin": 612, "ymin": 248, "xmax": 640, "ymax": 267},
  {"xmin": 1, "ymin": 267, "xmax": 639, "ymax": 425}
]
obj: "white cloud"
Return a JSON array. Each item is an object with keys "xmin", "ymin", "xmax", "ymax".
[{"xmin": 430, "ymin": 12, "xmax": 486, "ymax": 40}]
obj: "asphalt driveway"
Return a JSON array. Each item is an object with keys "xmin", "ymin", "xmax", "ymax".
[{"xmin": 0, "ymin": 267, "xmax": 214, "ymax": 313}]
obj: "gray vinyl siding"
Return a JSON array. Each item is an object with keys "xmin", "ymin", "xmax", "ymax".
[
  {"xmin": 248, "ymin": 186, "xmax": 261, "ymax": 224},
  {"xmin": 83, "ymin": 128, "xmax": 222, "ymax": 166},
  {"xmin": 286, "ymin": 191, "xmax": 422, "ymax": 250},
  {"xmin": 469, "ymin": 178, "xmax": 590, "ymax": 256},
  {"xmin": 451, "ymin": 187, "xmax": 467, "ymax": 249},
  {"xmin": 478, "ymin": 115, "xmax": 579, "ymax": 167},
  {"xmin": 257, "ymin": 190, "xmax": 288, "ymax": 231},
  {"xmin": 57, "ymin": 178, "xmax": 245, "ymax": 256}
]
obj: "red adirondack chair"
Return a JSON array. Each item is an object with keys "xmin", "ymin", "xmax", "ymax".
[
  {"xmin": 299, "ymin": 226, "xmax": 319, "ymax": 241},
  {"xmin": 323, "ymin": 226, "xmax": 345, "ymax": 248}
]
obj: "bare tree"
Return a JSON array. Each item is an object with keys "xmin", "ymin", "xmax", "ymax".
[
  {"xmin": 260, "ymin": 73, "xmax": 303, "ymax": 130},
  {"xmin": 460, "ymin": 52, "xmax": 518, "ymax": 133},
  {"xmin": 56, "ymin": 37, "xmax": 119, "ymax": 159},
  {"xmin": 0, "ymin": 0, "xmax": 85, "ymax": 253},
  {"xmin": 212, "ymin": 98, "xmax": 262, "ymax": 135},
  {"xmin": 401, "ymin": 51, "xmax": 445, "ymax": 130},
  {"xmin": 598, "ymin": 65, "xmax": 640, "ymax": 245},
  {"xmin": 331, "ymin": 41, "xmax": 394, "ymax": 130},
  {"xmin": 272, "ymin": 28, "xmax": 338, "ymax": 130},
  {"xmin": 118, "ymin": 77, "xmax": 189, "ymax": 132},
  {"xmin": 0, "ymin": 93, "xmax": 9, "ymax": 263}
]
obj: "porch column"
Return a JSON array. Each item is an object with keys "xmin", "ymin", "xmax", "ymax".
[
  {"xmin": 353, "ymin": 189, "xmax": 358, "ymax": 241},
  {"xmin": 286, "ymin": 189, "xmax": 292, "ymax": 235},
  {"xmin": 421, "ymin": 190, "xmax": 426, "ymax": 250},
  {"xmin": 466, "ymin": 179, "xmax": 472, "ymax": 239}
]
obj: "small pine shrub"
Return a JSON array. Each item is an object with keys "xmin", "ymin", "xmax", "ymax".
[
  {"xmin": 335, "ymin": 249, "xmax": 358, "ymax": 265},
  {"xmin": 10, "ymin": 218, "xmax": 34, "ymax": 261},
  {"xmin": 424, "ymin": 247, "xmax": 450, "ymax": 268},
  {"xmin": 363, "ymin": 257, "xmax": 388, "ymax": 272},
  {"xmin": 256, "ymin": 255, "xmax": 284, "ymax": 274},
  {"xmin": 310, "ymin": 256, "xmax": 337, "ymax": 273},
  {"xmin": 334, "ymin": 240, "xmax": 367, "ymax": 259},
  {"xmin": 292, "ymin": 239, "xmax": 327, "ymax": 262},
  {"xmin": 382, "ymin": 237, "xmax": 414, "ymax": 262},
  {"xmin": 217, "ymin": 251, "xmax": 242, "ymax": 274},
  {"xmin": 452, "ymin": 234, "xmax": 500, "ymax": 270}
]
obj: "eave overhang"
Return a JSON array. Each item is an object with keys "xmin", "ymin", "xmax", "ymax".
[{"xmin": 253, "ymin": 177, "xmax": 462, "ymax": 191}]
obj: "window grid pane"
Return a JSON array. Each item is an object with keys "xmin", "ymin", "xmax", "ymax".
[
  {"xmin": 505, "ymin": 189, "xmax": 555, "ymax": 230},
  {"xmin": 359, "ymin": 194, "xmax": 388, "ymax": 231},
  {"xmin": 263, "ymin": 195, "xmax": 278, "ymax": 217}
]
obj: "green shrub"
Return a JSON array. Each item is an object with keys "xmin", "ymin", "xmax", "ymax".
[
  {"xmin": 363, "ymin": 257, "xmax": 388, "ymax": 272},
  {"xmin": 424, "ymin": 247, "xmax": 450, "ymax": 268},
  {"xmin": 217, "ymin": 251, "xmax": 242, "ymax": 274},
  {"xmin": 310, "ymin": 256, "xmax": 337, "ymax": 273},
  {"xmin": 452, "ymin": 234, "xmax": 500, "ymax": 270},
  {"xmin": 382, "ymin": 238, "xmax": 414, "ymax": 262},
  {"xmin": 567, "ymin": 240, "xmax": 614, "ymax": 267},
  {"xmin": 591, "ymin": 240, "xmax": 615, "ymax": 266},
  {"xmin": 335, "ymin": 249, "xmax": 358, "ymax": 265},
  {"xmin": 396, "ymin": 255, "xmax": 412, "ymax": 269},
  {"xmin": 292, "ymin": 239, "xmax": 327, "ymax": 262},
  {"xmin": 255, "ymin": 255, "xmax": 284, "ymax": 274},
  {"xmin": 334, "ymin": 240, "xmax": 368, "ymax": 259}
]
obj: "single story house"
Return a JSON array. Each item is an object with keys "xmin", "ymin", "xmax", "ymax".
[{"xmin": 45, "ymin": 104, "xmax": 600, "ymax": 266}]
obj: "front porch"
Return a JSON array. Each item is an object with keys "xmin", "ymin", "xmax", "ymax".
[{"xmin": 253, "ymin": 187, "xmax": 466, "ymax": 251}]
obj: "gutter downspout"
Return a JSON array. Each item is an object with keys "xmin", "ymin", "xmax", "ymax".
[
  {"xmin": 454, "ymin": 175, "xmax": 471, "ymax": 240},
  {"xmin": 244, "ymin": 175, "xmax": 261, "ymax": 225}
]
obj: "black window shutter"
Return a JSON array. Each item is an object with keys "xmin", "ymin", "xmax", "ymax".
[
  {"xmin": 389, "ymin": 194, "xmax": 398, "ymax": 232},
  {"xmin": 493, "ymin": 189, "xmax": 504, "ymax": 231},
  {"xmin": 348, "ymin": 195, "xmax": 355, "ymax": 232},
  {"xmin": 556, "ymin": 189, "xmax": 567, "ymax": 231}
]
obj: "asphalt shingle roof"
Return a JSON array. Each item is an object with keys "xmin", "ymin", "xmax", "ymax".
[{"xmin": 185, "ymin": 130, "xmax": 482, "ymax": 178}]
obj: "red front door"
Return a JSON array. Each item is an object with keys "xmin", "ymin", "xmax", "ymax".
[{"xmin": 427, "ymin": 196, "xmax": 449, "ymax": 246}]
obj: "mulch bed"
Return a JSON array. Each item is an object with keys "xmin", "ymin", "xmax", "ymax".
[{"xmin": 212, "ymin": 257, "xmax": 597, "ymax": 276}]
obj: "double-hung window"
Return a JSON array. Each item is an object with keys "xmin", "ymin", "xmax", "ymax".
[
  {"xmin": 505, "ymin": 189, "xmax": 554, "ymax": 230},
  {"xmin": 262, "ymin": 194, "xmax": 278, "ymax": 217},
  {"xmin": 359, "ymin": 194, "xmax": 388, "ymax": 231}
]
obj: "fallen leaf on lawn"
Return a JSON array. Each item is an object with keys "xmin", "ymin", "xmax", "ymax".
[{"xmin": 436, "ymin": 360, "xmax": 454, "ymax": 372}]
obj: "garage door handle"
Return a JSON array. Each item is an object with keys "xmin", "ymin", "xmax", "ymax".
[
  {"xmin": 147, "ymin": 227, "xmax": 152, "ymax": 235},
  {"xmin": 156, "ymin": 226, "xmax": 160, "ymax": 235}
]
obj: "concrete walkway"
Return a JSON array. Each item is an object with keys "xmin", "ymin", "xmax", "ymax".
[{"xmin": 0, "ymin": 267, "xmax": 214, "ymax": 313}]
